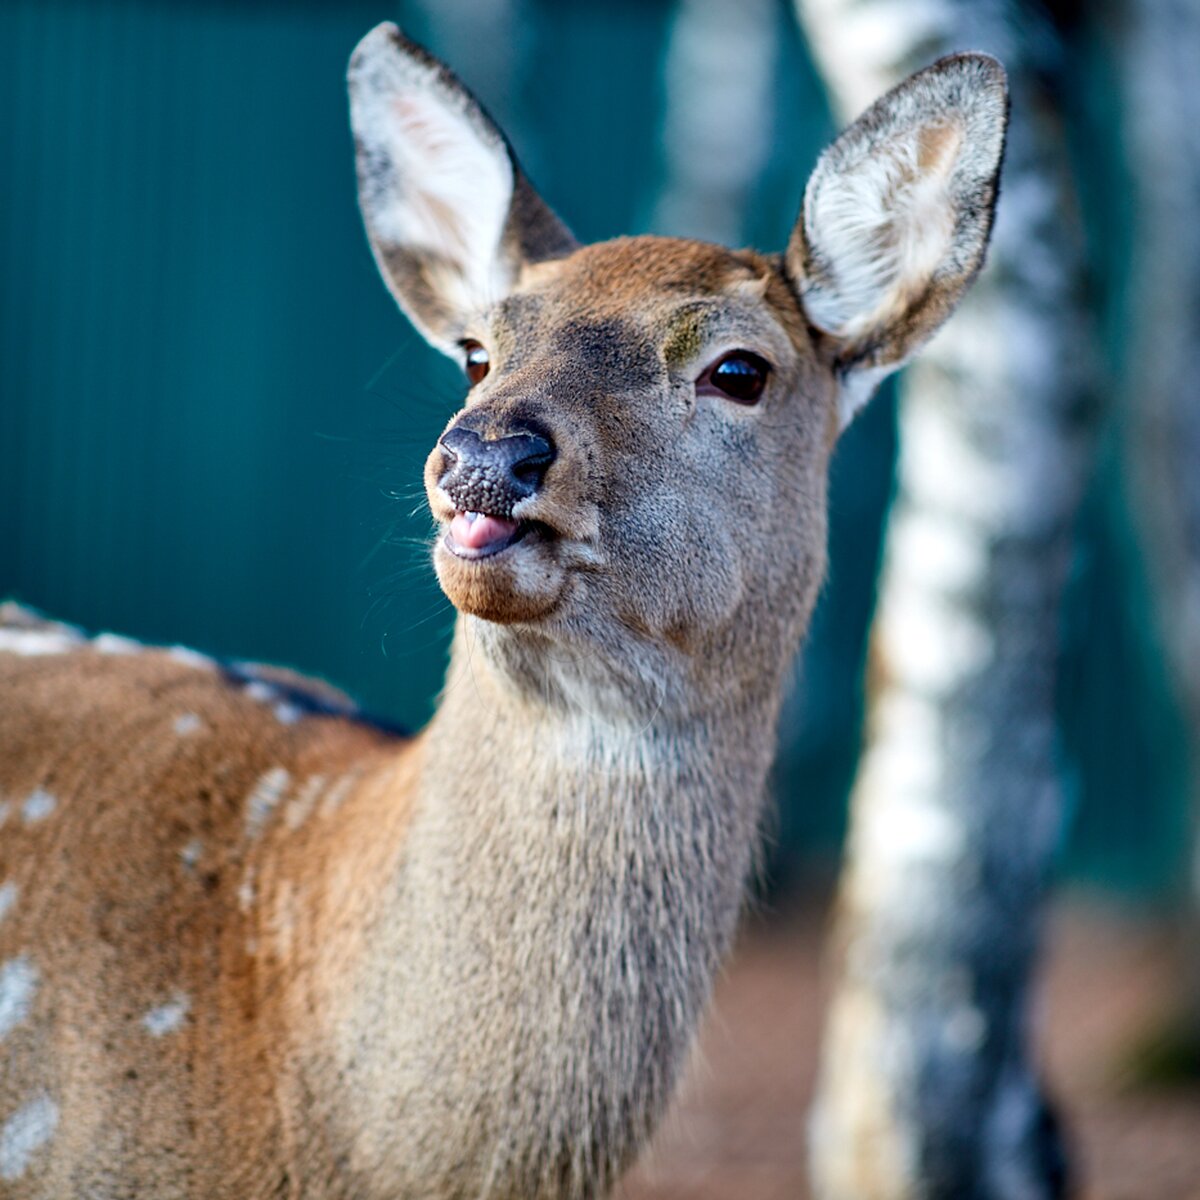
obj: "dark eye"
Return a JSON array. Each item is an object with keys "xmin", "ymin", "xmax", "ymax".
[
  {"xmin": 462, "ymin": 340, "xmax": 490, "ymax": 385},
  {"xmin": 697, "ymin": 351, "xmax": 770, "ymax": 405}
]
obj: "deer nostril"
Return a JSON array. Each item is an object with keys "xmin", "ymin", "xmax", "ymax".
[
  {"xmin": 509, "ymin": 435, "xmax": 553, "ymax": 490},
  {"xmin": 438, "ymin": 426, "xmax": 556, "ymax": 512}
]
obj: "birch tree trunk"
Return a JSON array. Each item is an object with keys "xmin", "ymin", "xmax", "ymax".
[
  {"xmin": 651, "ymin": 0, "xmax": 779, "ymax": 244},
  {"xmin": 794, "ymin": 2, "xmax": 1097, "ymax": 1195},
  {"xmin": 1118, "ymin": 0, "xmax": 1200, "ymax": 1046}
]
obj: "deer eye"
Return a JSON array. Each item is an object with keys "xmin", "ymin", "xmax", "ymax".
[
  {"xmin": 462, "ymin": 340, "xmax": 490, "ymax": 385},
  {"xmin": 697, "ymin": 351, "xmax": 770, "ymax": 405}
]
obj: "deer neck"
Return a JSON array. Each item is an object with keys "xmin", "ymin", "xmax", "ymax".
[{"xmin": 319, "ymin": 618, "xmax": 783, "ymax": 1195}]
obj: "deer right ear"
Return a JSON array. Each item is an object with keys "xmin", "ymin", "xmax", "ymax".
[
  {"xmin": 348, "ymin": 23, "xmax": 577, "ymax": 356},
  {"xmin": 786, "ymin": 53, "xmax": 1008, "ymax": 428}
]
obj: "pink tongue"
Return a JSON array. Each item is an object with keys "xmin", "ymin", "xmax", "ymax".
[{"xmin": 450, "ymin": 511, "xmax": 519, "ymax": 551}]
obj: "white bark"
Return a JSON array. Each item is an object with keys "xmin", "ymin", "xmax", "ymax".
[{"xmin": 796, "ymin": 1, "xmax": 1096, "ymax": 1195}]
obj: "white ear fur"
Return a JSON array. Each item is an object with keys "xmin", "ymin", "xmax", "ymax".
[
  {"xmin": 802, "ymin": 121, "xmax": 964, "ymax": 339},
  {"xmin": 349, "ymin": 24, "xmax": 517, "ymax": 347},
  {"xmin": 789, "ymin": 54, "xmax": 1008, "ymax": 428}
]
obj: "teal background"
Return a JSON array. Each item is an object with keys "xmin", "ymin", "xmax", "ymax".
[{"xmin": 0, "ymin": 0, "xmax": 1185, "ymax": 894}]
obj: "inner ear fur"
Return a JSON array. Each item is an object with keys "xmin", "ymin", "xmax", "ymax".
[
  {"xmin": 348, "ymin": 23, "xmax": 577, "ymax": 355},
  {"xmin": 786, "ymin": 53, "xmax": 1008, "ymax": 421}
]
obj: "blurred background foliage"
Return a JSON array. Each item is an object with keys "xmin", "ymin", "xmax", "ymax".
[{"xmin": 0, "ymin": 0, "xmax": 1185, "ymax": 896}]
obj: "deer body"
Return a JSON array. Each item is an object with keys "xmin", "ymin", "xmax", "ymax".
[
  {"xmin": 0, "ymin": 25, "xmax": 1007, "ymax": 1199},
  {"xmin": 0, "ymin": 609, "xmax": 784, "ymax": 1197}
]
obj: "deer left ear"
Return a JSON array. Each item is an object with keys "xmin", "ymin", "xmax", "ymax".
[
  {"xmin": 786, "ymin": 53, "xmax": 1008, "ymax": 428},
  {"xmin": 348, "ymin": 23, "xmax": 577, "ymax": 356}
]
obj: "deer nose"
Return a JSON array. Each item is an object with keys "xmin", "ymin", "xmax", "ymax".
[{"xmin": 438, "ymin": 425, "xmax": 556, "ymax": 516}]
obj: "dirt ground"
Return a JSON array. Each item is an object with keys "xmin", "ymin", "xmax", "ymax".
[{"xmin": 616, "ymin": 892, "xmax": 1200, "ymax": 1200}]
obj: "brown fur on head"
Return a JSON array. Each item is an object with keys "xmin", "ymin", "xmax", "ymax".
[{"xmin": 350, "ymin": 25, "xmax": 1007, "ymax": 720}]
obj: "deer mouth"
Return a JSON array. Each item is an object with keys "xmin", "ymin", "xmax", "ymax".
[
  {"xmin": 444, "ymin": 511, "xmax": 541, "ymax": 560},
  {"xmin": 433, "ymin": 504, "xmax": 573, "ymax": 624}
]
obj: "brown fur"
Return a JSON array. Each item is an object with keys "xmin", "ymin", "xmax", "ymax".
[
  {"xmin": 0, "ymin": 25, "xmax": 1007, "ymax": 1198},
  {"xmin": 0, "ymin": 624, "xmax": 404, "ymax": 1195}
]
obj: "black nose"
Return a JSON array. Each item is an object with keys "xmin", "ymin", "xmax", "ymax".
[{"xmin": 438, "ymin": 426, "xmax": 555, "ymax": 516}]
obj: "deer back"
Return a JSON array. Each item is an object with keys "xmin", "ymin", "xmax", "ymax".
[{"xmin": 0, "ymin": 607, "xmax": 408, "ymax": 1195}]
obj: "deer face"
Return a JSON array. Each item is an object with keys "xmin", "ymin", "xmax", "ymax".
[
  {"xmin": 350, "ymin": 25, "xmax": 1007, "ymax": 690},
  {"xmin": 421, "ymin": 238, "xmax": 832, "ymax": 650}
]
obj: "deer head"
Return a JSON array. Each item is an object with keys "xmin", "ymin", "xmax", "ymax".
[{"xmin": 349, "ymin": 24, "xmax": 1007, "ymax": 715}]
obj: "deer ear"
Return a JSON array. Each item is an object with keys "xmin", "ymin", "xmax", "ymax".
[
  {"xmin": 786, "ymin": 53, "xmax": 1008, "ymax": 428},
  {"xmin": 348, "ymin": 23, "xmax": 577, "ymax": 356}
]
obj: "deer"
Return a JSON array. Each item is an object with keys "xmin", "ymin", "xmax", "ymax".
[{"xmin": 0, "ymin": 23, "xmax": 1007, "ymax": 1199}]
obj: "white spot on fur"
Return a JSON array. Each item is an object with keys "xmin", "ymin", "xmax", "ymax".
[
  {"xmin": 269, "ymin": 880, "xmax": 300, "ymax": 958},
  {"xmin": 0, "ymin": 1094, "xmax": 59, "ymax": 1181},
  {"xmin": 243, "ymin": 681, "xmax": 276, "ymax": 704},
  {"xmin": 173, "ymin": 712, "xmax": 203, "ymax": 736},
  {"xmin": 319, "ymin": 773, "xmax": 356, "ymax": 817},
  {"xmin": 166, "ymin": 645, "xmax": 215, "ymax": 671},
  {"xmin": 238, "ymin": 869, "xmax": 257, "ymax": 913},
  {"xmin": 93, "ymin": 632, "xmax": 144, "ymax": 655},
  {"xmin": 21, "ymin": 789, "xmax": 56, "ymax": 824},
  {"xmin": 285, "ymin": 775, "xmax": 326, "ymax": 830},
  {"xmin": 0, "ymin": 884, "xmax": 16, "ymax": 924},
  {"xmin": 142, "ymin": 992, "xmax": 191, "ymax": 1036},
  {"xmin": 0, "ymin": 629, "xmax": 77, "ymax": 656},
  {"xmin": 0, "ymin": 957, "xmax": 38, "ymax": 1040},
  {"xmin": 273, "ymin": 701, "xmax": 303, "ymax": 725},
  {"xmin": 180, "ymin": 839, "xmax": 203, "ymax": 871},
  {"xmin": 245, "ymin": 768, "xmax": 289, "ymax": 839}
]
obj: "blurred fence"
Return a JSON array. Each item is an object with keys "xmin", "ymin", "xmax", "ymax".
[{"xmin": 0, "ymin": 0, "xmax": 1185, "ymax": 894}]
